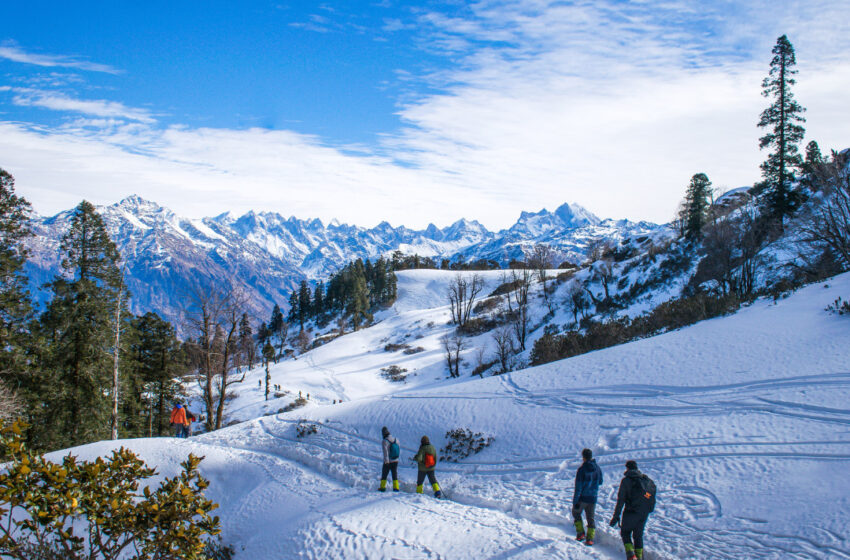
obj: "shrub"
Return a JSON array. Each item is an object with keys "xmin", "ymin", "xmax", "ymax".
[
  {"xmin": 440, "ymin": 428, "xmax": 494, "ymax": 462},
  {"xmin": 380, "ymin": 365, "xmax": 408, "ymax": 382},
  {"xmin": 457, "ymin": 316, "xmax": 499, "ymax": 336},
  {"xmin": 472, "ymin": 297, "xmax": 500, "ymax": 314},
  {"xmin": 402, "ymin": 346, "xmax": 425, "ymax": 355},
  {"xmin": 826, "ymin": 296, "xmax": 850, "ymax": 316},
  {"xmin": 296, "ymin": 421, "xmax": 319, "ymax": 438},
  {"xmin": 0, "ymin": 421, "xmax": 221, "ymax": 560},
  {"xmin": 488, "ymin": 280, "xmax": 522, "ymax": 297},
  {"xmin": 281, "ymin": 396, "xmax": 308, "ymax": 413},
  {"xmin": 384, "ymin": 343, "xmax": 409, "ymax": 352},
  {"xmin": 531, "ymin": 293, "xmax": 740, "ymax": 366}
]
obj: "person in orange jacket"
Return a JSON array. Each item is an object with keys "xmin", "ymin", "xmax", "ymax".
[{"xmin": 170, "ymin": 403, "xmax": 188, "ymax": 438}]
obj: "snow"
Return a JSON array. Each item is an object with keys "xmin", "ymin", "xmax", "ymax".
[{"xmin": 47, "ymin": 270, "xmax": 850, "ymax": 559}]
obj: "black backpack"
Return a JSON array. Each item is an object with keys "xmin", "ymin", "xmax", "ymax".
[{"xmin": 628, "ymin": 474, "xmax": 657, "ymax": 514}]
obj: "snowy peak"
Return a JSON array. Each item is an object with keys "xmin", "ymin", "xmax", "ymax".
[{"xmin": 25, "ymin": 198, "xmax": 661, "ymax": 326}]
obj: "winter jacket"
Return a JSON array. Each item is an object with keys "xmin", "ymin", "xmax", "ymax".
[
  {"xmin": 613, "ymin": 468, "xmax": 647, "ymax": 518},
  {"xmin": 382, "ymin": 435, "xmax": 399, "ymax": 464},
  {"xmin": 573, "ymin": 458, "xmax": 603, "ymax": 504},
  {"xmin": 170, "ymin": 406, "xmax": 187, "ymax": 426},
  {"xmin": 414, "ymin": 443, "xmax": 438, "ymax": 472}
]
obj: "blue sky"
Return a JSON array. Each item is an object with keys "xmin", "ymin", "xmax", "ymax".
[{"xmin": 1, "ymin": 1, "xmax": 849, "ymax": 228}]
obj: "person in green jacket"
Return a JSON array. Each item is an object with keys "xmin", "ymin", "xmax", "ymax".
[{"xmin": 413, "ymin": 435, "xmax": 442, "ymax": 498}]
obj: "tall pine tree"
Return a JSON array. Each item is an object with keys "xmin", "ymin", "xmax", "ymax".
[
  {"xmin": 757, "ymin": 35, "xmax": 806, "ymax": 221},
  {"xmin": 40, "ymin": 201, "xmax": 125, "ymax": 447},
  {"xmin": 683, "ymin": 173, "xmax": 712, "ymax": 240},
  {"xmin": 0, "ymin": 169, "xmax": 34, "ymax": 406}
]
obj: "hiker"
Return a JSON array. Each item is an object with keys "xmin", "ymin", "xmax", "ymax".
[
  {"xmin": 169, "ymin": 403, "xmax": 187, "ymax": 438},
  {"xmin": 184, "ymin": 410, "xmax": 196, "ymax": 437},
  {"xmin": 572, "ymin": 448, "xmax": 603, "ymax": 546},
  {"xmin": 378, "ymin": 426, "xmax": 401, "ymax": 492},
  {"xmin": 413, "ymin": 435, "xmax": 442, "ymax": 498},
  {"xmin": 609, "ymin": 460, "xmax": 656, "ymax": 560}
]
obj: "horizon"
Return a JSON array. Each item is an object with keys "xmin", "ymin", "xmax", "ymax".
[
  {"xmin": 40, "ymin": 192, "xmax": 654, "ymax": 232},
  {"xmin": 2, "ymin": 1, "xmax": 849, "ymax": 229}
]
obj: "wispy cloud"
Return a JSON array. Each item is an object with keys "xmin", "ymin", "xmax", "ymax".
[
  {"xmin": 1, "ymin": 1, "xmax": 849, "ymax": 229},
  {"xmin": 0, "ymin": 44, "xmax": 120, "ymax": 74},
  {"xmin": 5, "ymin": 88, "xmax": 156, "ymax": 123}
]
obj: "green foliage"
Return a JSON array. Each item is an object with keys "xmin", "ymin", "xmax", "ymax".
[
  {"xmin": 0, "ymin": 168, "xmax": 35, "ymax": 414},
  {"xmin": 682, "ymin": 173, "xmax": 712, "ymax": 240},
  {"xmin": 0, "ymin": 420, "xmax": 221, "ymax": 560},
  {"xmin": 37, "ymin": 201, "xmax": 127, "ymax": 448},
  {"xmin": 757, "ymin": 35, "xmax": 806, "ymax": 220}
]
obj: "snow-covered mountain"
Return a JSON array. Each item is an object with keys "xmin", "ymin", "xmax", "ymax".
[{"xmin": 25, "ymin": 196, "xmax": 661, "ymax": 325}]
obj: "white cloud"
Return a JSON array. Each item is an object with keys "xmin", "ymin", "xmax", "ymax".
[
  {"xmin": 0, "ymin": 44, "xmax": 119, "ymax": 74},
  {"xmin": 1, "ymin": 0, "xmax": 848, "ymax": 229},
  {"xmin": 8, "ymin": 89, "xmax": 156, "ymax": 123}
]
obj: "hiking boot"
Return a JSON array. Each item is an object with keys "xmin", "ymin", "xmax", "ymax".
[
  {"xmin": 392, "ymin": 488, "xmax": 400, "ymax": 492},
  {"xmin": 378, "ymin": 487, "xmax": 386, "ymax": 492},
  {"xmin": 575, "ymin": 533, "xmax": 586, "ymax": 542},
  {"xmin": 434, "ymin": 490, "xmax": 443, "ymax": 499},
  {"xmin": 626, "ymin": 554, "xmax": 636, "ymax": 560},
  {"xmin": 584, "ymin": 538, "xmax": 593, "ymax": 546}
]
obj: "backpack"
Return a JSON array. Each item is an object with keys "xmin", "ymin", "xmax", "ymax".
[
  {"xmin": 628, "ymin": 475, "xmax": 657, "ymax": 514},
  {"xmin": 389, "ymin": 439, "xmax": 400, "ymax": 461},
  {"xmin": 424, "ymin": 453, "xmax": 436, "ymax": 468}
]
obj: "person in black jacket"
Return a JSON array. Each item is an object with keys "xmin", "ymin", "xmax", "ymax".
[
  {"xmin": 572, "ymin": 448, "xmax": 603, "ymax": 546},
  {"xmin": 609, "ymin": 460, "xmax": 653, "ymax": 560}
]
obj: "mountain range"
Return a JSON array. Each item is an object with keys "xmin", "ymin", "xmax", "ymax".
[{"xmin": 24, "ymin": 195, "xmax": 661, "ymax": 327}]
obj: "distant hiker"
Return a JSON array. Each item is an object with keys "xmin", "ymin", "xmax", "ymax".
[
  {"xmin": 609, "ymin": 460, "xmax": 657, "ymax": 560},
  {"xmin": 258, "ymin": 379, "xmax": 262, "ymax": 387},
  {"xmin": 378, "ymin": 426, "xmax": 401, "ymax": 492},
  {"xmin": 169, "ymin": 403, "xmax": 187, "ymax": 438},
  {"xmin": 572, "ymin": 448, "xmax": 603, "ymax": 546},
  {"xmin": 413, "ymin": 435, "xmax": 442, "ymax": 498},
  {"xmin": 184, "ymin": 410, "xmax": 196, "ymax": 437}
]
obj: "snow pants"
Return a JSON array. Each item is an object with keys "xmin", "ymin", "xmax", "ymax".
[
  {"xmin": 416, "ymin": 470, "xmax": 440, "ymax": 494},
  {"xmin": 572, "ymin": 501, "xmax": 596, "ymax": 538},
  {"xmin": 381, "ymin": 462, "xmax": 399, "ymax": 482},
  {"xmin": 620, "ymin": 513, "xmax": 648, "ymax": 557}
]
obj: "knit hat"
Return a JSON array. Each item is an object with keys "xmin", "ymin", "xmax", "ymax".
[
  {"xmin": 421, "ymin": 435, "xmax": 430, "ymax": 445},
  {"xmin": 582, "ymin": 448, "xmax": 593, "ymax": 460},
  {"xmin": 625, "ymin": 460, "xmax": 638, "ymax": 471},
  {"xmin": 381, "ymin": 426, "xmax": 390, "ymax": 438}
]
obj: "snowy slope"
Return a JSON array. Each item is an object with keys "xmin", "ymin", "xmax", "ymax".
[{"xmin": 50, "ymin": 270, "xmax": 850, "ymax": 559}]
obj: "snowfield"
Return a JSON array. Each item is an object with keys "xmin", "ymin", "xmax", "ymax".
[{"xmin": 55, "ymin": 270, "xmax": 850, "ymax": 559}]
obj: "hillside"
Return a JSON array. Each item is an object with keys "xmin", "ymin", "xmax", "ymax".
[{"xmin": 52, "ymin": 269, "xmax": 850, "ymax": 559}]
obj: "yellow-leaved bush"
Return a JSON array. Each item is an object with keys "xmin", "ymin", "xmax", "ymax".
[{"xmin": 0, "ymin": 420, "xmax": 223, "ymax": 559}]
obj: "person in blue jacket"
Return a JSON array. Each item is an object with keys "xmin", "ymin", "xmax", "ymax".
[{"xmin": 572, "ymin": 448, "xmax": 603, "ymax": 546}]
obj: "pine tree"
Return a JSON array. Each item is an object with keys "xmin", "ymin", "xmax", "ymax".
[
  {"xmin": 39, "ymin": 201, "xmax": 125, "ymax": 448},
  {"xmin": 312, "ymin": 281, "xmax": 324, "ymax": 317},
  {"xmin": 757, "ymin": 34, "xmax": 806, "ymax": 221},
  {"xmin": 238, "ymin": 313, "xmax": 255, "ymax": 371},
  {"xmin": 0, "ymin": 169, "xmax": 34, "ymax": 407},
  {"xmin": 298, "ymin": 280, "xmax": 311, "ymax": 329},
  {"xmin": 287, "ymin": 290, "xmax": 299, "ymax": 325},
  {"xmin": 802, "ymin": 140, "xmax": 823, "ymax": 175},
  {"xmin": 125, "ymin": 312, "xmax": 184, "ymax": 437},
  {"xmin": 683, "ymin": 173, "xmax": 712, "ymax": 240}
]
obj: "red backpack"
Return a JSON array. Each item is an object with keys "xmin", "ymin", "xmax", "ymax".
[{"xmin": 424, "ymin": 453, "xmax": 436, "ymax": 468}]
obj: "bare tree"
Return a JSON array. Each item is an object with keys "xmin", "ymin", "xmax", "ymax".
[
  {"xmin": 185, "ymin": 284, "xmax": 248, "ymax": 432},
  {"xmin": 509, "ymin": 268, "xmax": 532, "ymax": 351},
  {"xmin": 491, "ymin": 324, "xmax": 515, "ymax": 374},
  {"xmin": 441, "ymin": 330, "xmax": 466, "ymax": 378},
  {"xmin": 565, "ymin": 281, "xmax": 589, "ymax": 324},
  {"xmin": 591, "ymin": 259, "xmax": 615, "ymax": 301},
  {"xmin": 473, "ymin": 343, "xmax": 489, "ymax": 378},
  {"xmin": 803, "ymin": 152, "xmax": 850, "ymax": 267},
  {"xmin": 447, "ymin": 273, "xmax": 485, "ymax": 328},
  {"xmin": 528, "ymin": 244, "xmax": 556, "ymax": 314},
  {"xmin": 296, "ymin": 330, "xmax": 312, "ymax": 354}
]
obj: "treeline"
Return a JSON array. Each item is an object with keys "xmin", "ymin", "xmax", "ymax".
[
  {"xmin": 285, "ymin": 257, "xmax": 398, "ymax": 332},
  {"xmin": 0, "ymin": 171, "xmax": 189, "ymax": 452}
]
